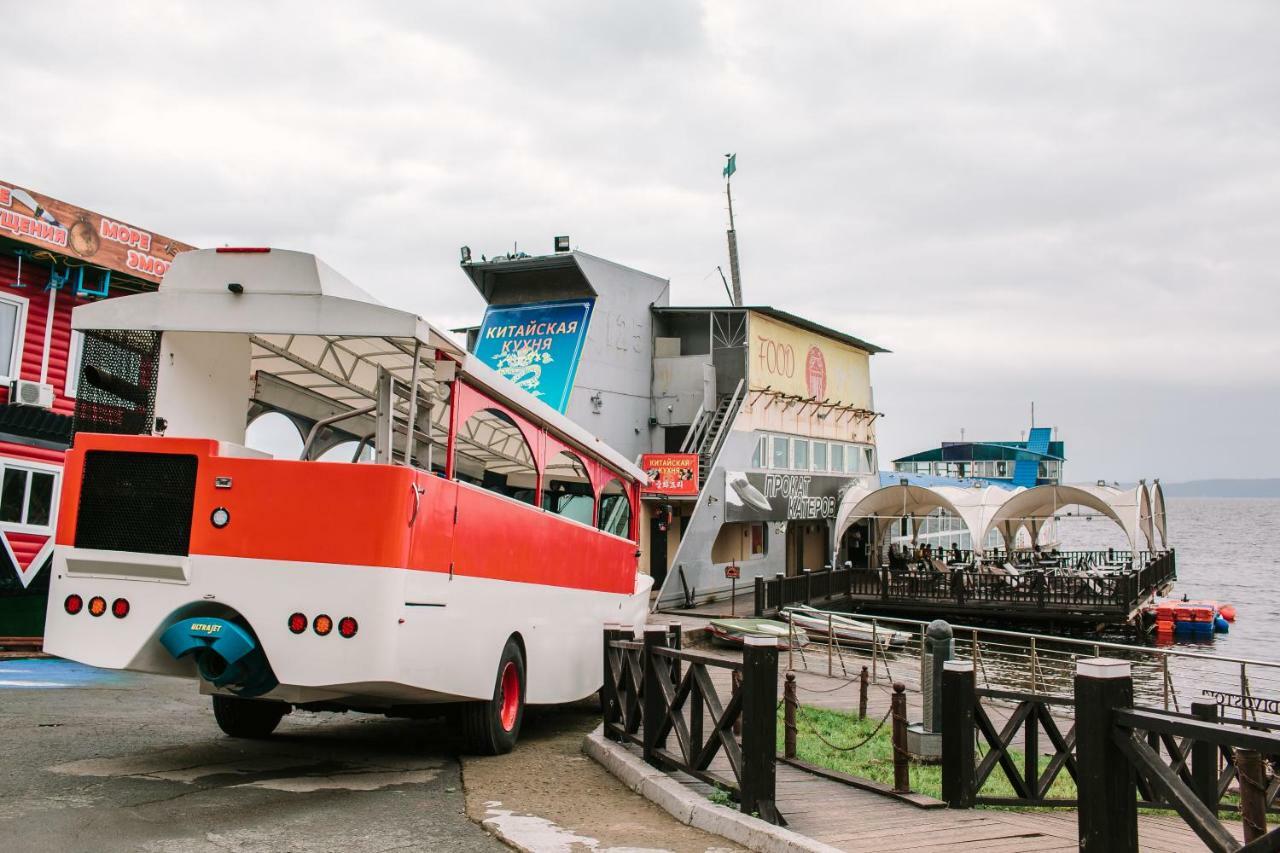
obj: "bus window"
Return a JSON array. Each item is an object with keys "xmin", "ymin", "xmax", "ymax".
[
  {"xmin": 598, "ymin": 478, "xmax": 632, "ymax": 539},
  {"xmin": 542, "ymin": 450, "xmax": 595, "ymax": 525},
  {"xmin": 456, "ymin": 408, "xmax": 538, "ymax": 504},
  {"xmin": 246, "ymin": 411, "xmax": 304, "ymax": 459},
  {"xmin": 317, "ymin": 440, "xmax": 374, "ymax": 463}
]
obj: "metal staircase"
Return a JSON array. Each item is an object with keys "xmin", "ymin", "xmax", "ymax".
[{"xmin": 679, "ymin": 378, "xmax": 745, "ymax": 489}]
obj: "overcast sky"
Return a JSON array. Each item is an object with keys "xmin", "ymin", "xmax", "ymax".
[{"xmin": 6, "ymin": 2, "xmax": 1277, "ymax": 482}]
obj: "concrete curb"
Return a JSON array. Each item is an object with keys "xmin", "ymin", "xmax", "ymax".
[{"xmin": 582, "ymin": 725, "xmax": 845, "ymax": 853}]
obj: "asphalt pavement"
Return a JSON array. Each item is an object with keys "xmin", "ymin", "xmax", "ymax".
[{"xmin": 0, "ymin": 657, "xmax": 503, "ymax": 852}]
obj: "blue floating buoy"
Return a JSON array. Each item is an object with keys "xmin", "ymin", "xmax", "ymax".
[{"xmin": 1214, "ymin": 615, "xmax": 1229, "ymax": 633}]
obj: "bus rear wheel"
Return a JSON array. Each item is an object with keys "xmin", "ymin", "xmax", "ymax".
[
  {"xmin": 212, "ymin": 695, "xmax": 288, "ymax": 738},
  {"xmin": 461, "ymin": 639, "xmax": 525, "ymax": 755}
]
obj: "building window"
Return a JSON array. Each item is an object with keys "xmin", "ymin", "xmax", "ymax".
[
  {"xmin": 831, "ymin": 444, "xmax": 844, "ymax": 473},
  {"xmin": 812, "ymin": 441, "xmax": 827, "ymax": 472},
  {"xmin": 771, "ymin": 436, "xmax": 789, "ymax": 469},
  {"xmin": 792, "ymin": 439, "xmax": 809, "ymax": 470},
  {"xmin": 751, "ymin": 435, "xmax": 763, "ymax": 468},
  {"xmin": 863, "ymin": 447, "xmax": 875, "ymax": 474},
  {"xmin": 0, "ymin": 293, "xmax": 29, "ymax": 385},
  {"xmin": 750, "ymin": 522, "xmax": 766, "ymax": 555},
  {"xmin": 0, "ymin": 462, "xmax": 57, "ymax": 531}
]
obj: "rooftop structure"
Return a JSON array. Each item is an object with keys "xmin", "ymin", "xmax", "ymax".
[{"xmin": 892, "ymin": 426, "xmax": 1064, "ymax": 488}]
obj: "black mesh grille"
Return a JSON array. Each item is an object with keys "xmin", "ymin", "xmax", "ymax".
[
  {"xmin": 73, "ymin": 330, "xmax": 162, "ymax": 437},
  {"xmin": 75, "ymin": 451, "xmax": 198, "ymax": 556}
]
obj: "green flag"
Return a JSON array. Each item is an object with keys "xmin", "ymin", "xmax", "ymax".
[{"xmin": 723, "ymin": 153, "xmax": 736, "ymax": 179}]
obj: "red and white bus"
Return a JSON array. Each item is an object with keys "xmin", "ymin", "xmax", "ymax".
[{"xmin": 43, "ymin": 248, "xmax": 650, "ymax": 753}]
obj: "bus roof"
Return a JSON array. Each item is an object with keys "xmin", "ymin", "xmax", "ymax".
[{"xmin": 72, "ymin": 248, "xmax": 646, "ymax": 482}]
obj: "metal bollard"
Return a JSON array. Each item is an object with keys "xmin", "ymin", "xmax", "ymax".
[
  {"xmin": 784, "ymin": 673, "xmax": 797, "ymax": 759},
  {"xmin": 891, "ymin": 682, "xmax": 910, "ymax": 793},
  {"xmin": 858, "ymin": 665, "xmax": 869, "ymax": 719}
]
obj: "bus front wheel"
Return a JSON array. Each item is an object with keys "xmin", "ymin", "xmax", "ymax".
[
  {"xmin": 461, "ymin": 638, "xmax": 525, "ymax": 755},
  {"xmin": 212, "ymin": 695, "xmax": 288, "ymax": 738}
]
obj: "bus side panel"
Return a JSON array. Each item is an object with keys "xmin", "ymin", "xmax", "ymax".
[{"xmin": 447, "ymin": 483, "xmax": 635, "ymax": 594}]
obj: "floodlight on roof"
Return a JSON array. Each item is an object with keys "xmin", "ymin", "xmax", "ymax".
[
  {"xmin": 554, "ymin": 235, "xmax": 570, "ymax": 253},
  {"xmin": 460, "ymin": 245, "xmax": 472, "ymax": 264}
]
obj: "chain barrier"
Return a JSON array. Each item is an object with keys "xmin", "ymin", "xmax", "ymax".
[{"xmin": 792, "ymin": 704, "xmax": 893, "ymax": 753}]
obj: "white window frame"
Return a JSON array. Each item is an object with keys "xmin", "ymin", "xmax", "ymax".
[
  {"xmin": 65, "ymin": 329, "xmax": 85, "ymax": 398},
  {"xmin": 0, "ymin": 458, "xmax": 60, "ymax": 535},
  {"xmin": 0, "ymin": 291, "xmax": 29, "ymax": 386}
]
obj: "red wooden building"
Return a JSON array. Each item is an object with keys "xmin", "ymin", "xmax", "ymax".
[{"xmin": 0, "ymin": 181, "xmax": 193, "ymax": 640}]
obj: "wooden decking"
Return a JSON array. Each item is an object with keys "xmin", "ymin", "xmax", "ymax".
[{"xmin": 638, "ymin": 619, "xmax": 1242, "ymax": 852}]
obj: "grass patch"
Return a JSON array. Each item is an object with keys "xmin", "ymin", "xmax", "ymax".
[{"xmin": 779, "ymin": 704, "xmax": 1077, "ymax": 804}]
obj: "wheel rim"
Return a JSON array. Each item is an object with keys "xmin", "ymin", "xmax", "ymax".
[{"xmin": 499, "ymin": 661, "xmax": 520, "ymax": 732}]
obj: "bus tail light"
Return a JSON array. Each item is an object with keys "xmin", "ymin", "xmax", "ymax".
[
  {"xmin": 288, "ymin": 613, "xmax": 307, "ymax": 634},
  {"xmin": 111, "ymin": 598, "xmax": 130, "ymax": 619},
  {"xmin": 313, "ymin": 614, "xmax": 333, "ymax": 636},
  {"xmin": 88, "ymin": 596, "xmax": 107, "ymax": 617},
  {"xmin": 338, "ymin": 617, "xmax": 358, "ymax": 638},
  {"xmin": 64, "ymin": 594, "xmax": 83, "ymax": 615}
]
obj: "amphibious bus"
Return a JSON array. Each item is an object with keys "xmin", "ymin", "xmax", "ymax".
[{"xmin": 43, "ymin": 247, "xmax": 650, "ymax": 753}]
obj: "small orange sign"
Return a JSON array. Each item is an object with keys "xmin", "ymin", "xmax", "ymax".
[{"xmin": 641, "ymin": 453, "xmax": 699, "ymax": 496}]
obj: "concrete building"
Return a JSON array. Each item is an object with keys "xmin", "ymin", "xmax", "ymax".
[{"xmin": 456, "ymin": 244, "xmax": 886, "ymax": 609}]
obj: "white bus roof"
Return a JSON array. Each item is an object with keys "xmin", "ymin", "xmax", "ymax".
[{"xmin": 72, "ymin": 248, "xmax": 645, "ymax": 481}]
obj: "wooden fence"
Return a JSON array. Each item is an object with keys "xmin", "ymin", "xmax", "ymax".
[
  {"xmin": 941, "ymin": 658, "xmax": 1280, "ymax": 852},
  {"xmin": 601, "ymin": 624, "xmax": 783, "ymax": 824},
  {"xmin": 753, "ymin": 549, "xmax": 1177, "ymax": 623}
]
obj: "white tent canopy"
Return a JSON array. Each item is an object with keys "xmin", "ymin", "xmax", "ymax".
[{"xmin": 834, "ymin": 479, "xmax": 1165, "ymax": 558}]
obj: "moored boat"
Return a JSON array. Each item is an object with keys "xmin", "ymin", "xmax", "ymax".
[
  {"xmin": 708, "ymin": 618, "xmax": 809, "ymax": 649},
  {"xmin": 780, "ymin": 605, "xmax": 911, "ymax": 648}
]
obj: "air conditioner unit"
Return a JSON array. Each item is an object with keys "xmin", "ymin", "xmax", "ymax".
[{"xmin": 10, "ymin": 380, "xmax": 54, "ymax": 409}]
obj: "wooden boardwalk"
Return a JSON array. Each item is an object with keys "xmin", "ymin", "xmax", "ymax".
[{"xmin": 640, "ymin": 618, "xmax": 1243, "ymax": 852}]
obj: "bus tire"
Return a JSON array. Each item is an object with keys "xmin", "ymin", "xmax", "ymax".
[
  {"xmin": 461, "ymin": 639, "xmax": 525, "ymax": 755},
  {"xmin": 212, "ymin": 695, "xmax": 288, "ymax": 739}
]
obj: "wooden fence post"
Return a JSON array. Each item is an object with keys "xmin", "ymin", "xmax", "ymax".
[
  {"xmin": 754, "ymin": 575, "xmax": 765, "ymax": 617},
  {"xmin": 1190, "ymin": 699, "xmax": 1219, "ymax": 815},
  {"xmin": 731, "ymin": 669, "xmax": 743, "ymax": 736},
  {"xmin": 641, "ymin": 625, "xmax": 669, "ymax": 767},
  {"xmin": 1075, "ymin": 658, "xmax": 1137, "ymax": 853},
  {"xmin": 1237, "ymin": 748, "xmax": 1268, "ymax": 843},
  {"xmin": 784, "ymin": 672, "xmax": 797, "ymax": 759},
  {"xmin": 741, "ymin": 636, "xmax": 780, "ymax": 823},
  {"xmin": 803, "ymin": 568, "xmax": 813, "ymax": 605},
  {"xmin": 891, "ymin": 682, "xmax": 910, "ymax": 794},
  {"xmin": 602, "ymin": 624, "xmax": 620, "ymax": 742},
  {"xmin": 858, "ymin": 665, "xmax": 869, "ymax": 719},
  {"xmin": 941, "ymin": 660, "xmax": 976, "ymax": 808}
]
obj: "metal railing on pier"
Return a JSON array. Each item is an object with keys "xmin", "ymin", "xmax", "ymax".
[{"xmin": 770, "ymin": 606, "xmax": 1280, "ymax": 719}]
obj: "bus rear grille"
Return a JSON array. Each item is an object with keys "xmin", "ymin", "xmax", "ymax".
[{"xmin": 75, "ymin": 451, "xmax": 199, "ymax": 556}]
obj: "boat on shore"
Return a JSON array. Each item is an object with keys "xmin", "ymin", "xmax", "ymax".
[
  {"xmin": 780, "ymin": 605, "xmax": 912, "ymax": 649},
  {"xmin": 708, "ymin": 618, "xmax": 809, "ymax": 649}
]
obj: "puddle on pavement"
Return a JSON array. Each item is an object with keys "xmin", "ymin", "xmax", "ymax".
[
  {"xmin": 51, "ymin": 744, "xmax": 444, "ymax": 793},
  {"xmin": 482, "ymin": 800, "xmax": 702, "ymax": 853},
  {"xmin": 0, "ymin": 658, "xmax": 128, "ymax": 689}
]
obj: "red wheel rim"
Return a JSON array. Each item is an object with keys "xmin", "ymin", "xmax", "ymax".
[{"xmin": 499, "ymin": 661, "xmax": 520, "ymax": 732}]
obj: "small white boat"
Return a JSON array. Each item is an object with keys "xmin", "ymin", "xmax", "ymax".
[
  {"xmin": 780, "ymin": 606, "xmax": 911, "ymax": 648},
  {"xmin": 708, "ymin": 618, "xmax": 810, "ymax": 650}
]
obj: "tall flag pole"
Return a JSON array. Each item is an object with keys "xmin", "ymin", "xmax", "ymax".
[{"xmin": 723, "ymin": 153, "xmax": 743, "ymax": 306}]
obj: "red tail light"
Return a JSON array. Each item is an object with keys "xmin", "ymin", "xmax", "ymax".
[
  {"xmin": 288, "ymin": 613, "xmax": 307, "ymax": 634},
  {"xmin": 64, "ymin": 594, "xmax": 83, "ymax": 615},
  {"xmin": 111, "ymin": 598, "xmax": 130, "ymax": 619},
  {"xmin": 313, "ymin": 614, "xmax": 333, "ymax": 636},
  {"xmin": 338, "ymin": 617, "xmax": 358, "ymax": 638},
  {"xmin": 88, "ymin": 596, "xmax": 107, "ymax": 617}
]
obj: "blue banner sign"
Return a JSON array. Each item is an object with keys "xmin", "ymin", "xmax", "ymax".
[{"xmin": 473, "ymin": 299, "xmax": 594, "ymax": 412}]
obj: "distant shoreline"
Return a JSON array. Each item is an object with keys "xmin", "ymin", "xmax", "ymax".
[{"xmin": 1117, "ymin": 479, "xmax": 1280, "ymax": 499}]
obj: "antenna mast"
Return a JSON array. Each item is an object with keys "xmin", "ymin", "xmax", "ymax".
[{"xmin": 723, "ymin": 153, "xmax": 743, "ymax": 306}]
